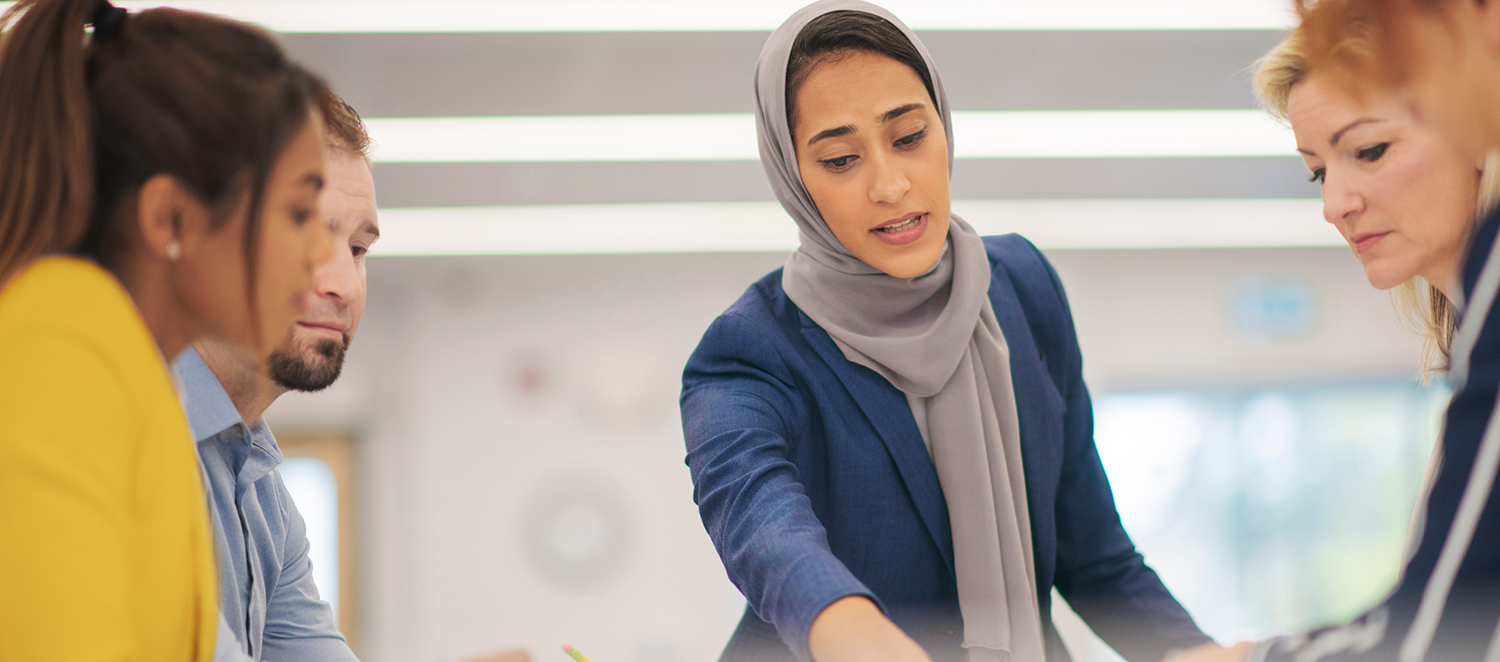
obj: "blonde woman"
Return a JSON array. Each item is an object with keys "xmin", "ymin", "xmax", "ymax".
[
  {"xmin": 1256, "ymin": 30, "xmax": 1500, "ymax": 376},
  {"xmin": 1174, "ymin": 15, "xmax": 1500, "ymax": 662}
]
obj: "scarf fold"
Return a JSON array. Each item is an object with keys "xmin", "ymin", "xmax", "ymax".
[{"xmin": 755, "ymin": 2, "xmax": 1046, "ymax": 660}]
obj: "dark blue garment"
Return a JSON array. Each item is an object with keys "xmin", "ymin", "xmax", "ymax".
[
  {"xmin": 682, "ymin": 234, "xmax": 1209, "ymax": 662},
  {"xmin": 1253, "ymin": 209, "xmax": 1500, "ymax": 662}
]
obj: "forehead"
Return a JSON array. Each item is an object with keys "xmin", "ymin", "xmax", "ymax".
[
  {"xmin": 1286, "ymin": 74, "xmax": 1411, "ymax": 134},
  {"xmin": 795, "ymin": 51, "xmax": 930, "ymax": 122},
  {"xmin": 323, "ymin": 152, "xmax": 375, "ymax": 200}
]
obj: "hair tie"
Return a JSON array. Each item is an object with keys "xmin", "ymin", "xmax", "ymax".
[{"xmin": 88, "ymin": 0, "xmax": 127, "ymax": 37}]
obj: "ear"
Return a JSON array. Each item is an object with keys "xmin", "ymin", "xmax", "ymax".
[{"xmin": 134, "ymin": 174, "xmax": 212, "ymax": 262}]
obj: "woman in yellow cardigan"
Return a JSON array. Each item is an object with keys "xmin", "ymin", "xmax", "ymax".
[{"xmin": 0, "ymin": 1, "xmax": 334, "ymax": 660}]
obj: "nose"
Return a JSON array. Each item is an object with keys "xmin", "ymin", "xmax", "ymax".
[
  {"xmin": 866, "ymin": 151, "xmax": 910, "ymax": 204},
  {"xmin": 1321, "ymin": 170, "xmax": 1366, "ymax": 226}
]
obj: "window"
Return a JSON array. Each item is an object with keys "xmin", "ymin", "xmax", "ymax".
[
  {"xmin": 278, "ymin": 434, "xmax": 359, "ymax": 651},
  {"xmin": 1084, "ymin": 383, "xmax": 1446, "ymax": 647}
]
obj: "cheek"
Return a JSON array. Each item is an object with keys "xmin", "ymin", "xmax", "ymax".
[
  {"xmin": 258, "ymin": 223, "xmax": 298, "ymax": 285},
  {"xmin": 256, "ymin": 219, "xmax": 315, "ymax": 306},
  {"xmin": 349, "ymin": 287, "xmax": 366, "ymax": 331},
  {"xmin": 182, "ymin": 229, "xmax": 255, "ymax": 345},
  {"xmin": 913, "ymin": 156, "xmax": 950, "ymax": 200},
  {"xmin": 207, "ymin": 267, "xmax": 248, "ymax": 320},
  {"xmin": 801, "ymin": 169, "xmax": 866, "ymax": 244},
  {"xmin": 892, "ymin": 136, "xmax": 951, "ymax": 208},
  {"xmin": 1373, "ymin": 148, "xmax": 1443, "ymax": 215},
  {"xmin": 1375, "ymin": 152, "xmax": 1474, "ymax": 249}
]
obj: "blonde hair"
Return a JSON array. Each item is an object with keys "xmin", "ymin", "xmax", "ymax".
[{"xmin": 1254, "ymin": 29, "xmax": 1500, "ymax": 379}]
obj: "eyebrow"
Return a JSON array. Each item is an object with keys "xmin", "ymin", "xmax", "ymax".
[
  {"xmin": 805, "ymin": 103, "xmax": 928, "ymax": 147},
  {"xmin": 301, "ymin": 173, "xmax": 326, "ymax": 191},
  {"xmin": 881, "ymin": 103, "xmax": 924, "ymax": 124},
  {"xmin": 807, "ymin": 125, "xmax": 854, "ymax": 146},
  {"xmin": 1331, "ymin": 118, "xmax": 1384, "ymax": 147}
]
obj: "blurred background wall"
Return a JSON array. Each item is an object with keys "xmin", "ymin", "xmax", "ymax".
[
  {"xmin": 61, "ymin": 1, "xmax": 1449, "ymax": 661},
  {"xmin": 268, "ymin": 246, "xmax": 1438, "ymax": 662}
]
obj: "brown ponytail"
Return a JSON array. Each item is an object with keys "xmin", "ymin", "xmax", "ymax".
[
  {"xmin": 0, "ymin": 0, "xmax": 97, "ymax": 282},
  {"xmin": 0, "ymin": 0, "xmax": 327, "ymax": 304}
]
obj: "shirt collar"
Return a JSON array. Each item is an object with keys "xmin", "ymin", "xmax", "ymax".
[{"xmin": 173, "ymin": 347, "xmax": 248, "ymax": 444}]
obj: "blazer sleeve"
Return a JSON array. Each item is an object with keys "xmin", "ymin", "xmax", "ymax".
[
  {"xmin": 682, "ymin": 311, "xmax": 877, "ymax": 662},
  {"xmin": 1018, "ymin": 240, "xmax": 1213, "ymax": 661}
]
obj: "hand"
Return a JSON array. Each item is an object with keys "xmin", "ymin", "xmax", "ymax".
[
  {"xmin": 808, "ymin": 596, "xmax": 935, "ymax": 662},
  {"xmin": 458, "ymin": 648, "xmax": 531, "ymax": 662},
  {"xmin": 1164, "ymin": 641, "xmax": 1254, "ymax": 662}
]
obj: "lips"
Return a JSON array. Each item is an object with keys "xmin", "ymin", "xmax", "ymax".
[
  {"xmin": 870, "ymin": 212, "xmax": 929, "ymax": 247},
  {"xmin": 1350, "ymin": 231, "xmax": 1392, "ymax": 255},
  {"xmin": 877, "ymin": 213, "xmax": 923, "ymax": 234},
  {"xmin": 298, "ymin": 321, "xmax": 347, "ymax": 333},
  {"xmin": 296, "ymin": 321, "xmax": 348, "ymax": 341}
]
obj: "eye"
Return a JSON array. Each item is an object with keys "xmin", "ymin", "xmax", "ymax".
[
  {"xmin": 1356, "ymin": 143, "xmax": 1389, "ymax": 162},
  {"xmin": 818, "ymin": 154, "xmax": 858, "ymax": 171},
  {"xmin": 894, "ymin": 128, "xmax": 927, "ymax": 149},
  {"xmin": 351, "ymin": 245, "xmax": 368, "ymax": 259},
  {"xmin": 291, "ymin": 208, "xmax": 313, "ymax": 226},
  {"xmin": 1309, "ymin": 167, "xmax": 1326, "ymax": 184}
]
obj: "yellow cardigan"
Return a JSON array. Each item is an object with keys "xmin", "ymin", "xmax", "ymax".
[{"xmin": 0, "ymin": 257, "xmax": 217, "ymax": 662}]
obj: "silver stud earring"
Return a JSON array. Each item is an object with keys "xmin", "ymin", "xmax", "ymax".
[{"xmin": 166, "ymin": 241, "xmax": 181, "ymax": 261}]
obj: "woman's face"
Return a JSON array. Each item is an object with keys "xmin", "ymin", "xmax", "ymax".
[
  {"xmin": 793, "ymin": 50, "xmax": 950, "ymax": 279},
  {"xmin": 183, "ymin": 114, "xmax": 333, "ymax": 357},
  {"xmin": 1287, "ymin": 73, "xmax": 1479, "ymax": 295},
  {"xmin": 1388, "ymin": 1, "xmax": 1500, "ymax": 162}
]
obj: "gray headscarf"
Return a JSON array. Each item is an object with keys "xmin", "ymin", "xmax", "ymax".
[{"xmin": 754, "ymin": 2, "xmax": 1046, "ymax": 660}]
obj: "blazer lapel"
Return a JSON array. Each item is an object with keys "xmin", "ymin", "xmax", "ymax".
[{"xmin": 799, "ymin": 315, "xmax": 956, "ymax": 576}]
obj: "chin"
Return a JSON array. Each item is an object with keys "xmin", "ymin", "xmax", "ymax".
[
  {"xmin": 872, "ymin": 239, "xmax": 948, "ymax": 279},
  {"xmin": 877, "ymin": 251, "xmax": 942, "ymax": 278},
  {"xmin": 1363, "ymin": 267, "xmax": 1413, "ymax": 292}
]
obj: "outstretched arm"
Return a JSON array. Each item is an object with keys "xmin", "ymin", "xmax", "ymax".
[{"xmin": 683, "ymin": 312, "xmax": 925, "ymax": 662}]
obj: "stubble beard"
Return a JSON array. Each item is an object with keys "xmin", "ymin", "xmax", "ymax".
[{"xmin": 268, "ymin": 334, "xmax": 349, "ymax": 392}]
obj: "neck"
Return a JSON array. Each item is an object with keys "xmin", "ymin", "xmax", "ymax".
[
  {"xmin": 194, "ymin": 340, "xmax": 287, "ymax": 425},
  {"xmin": 111, "ymin": 253, "xmax": 195, "ymax": 363},
  {"xmin": 1423, "ymin": 260, "xmax": 1460, "ymax": 304}
]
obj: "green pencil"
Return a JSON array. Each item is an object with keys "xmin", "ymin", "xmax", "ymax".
[{"xmin": 562, "ymin": 644, "xmax": 593, "ymax": 662}]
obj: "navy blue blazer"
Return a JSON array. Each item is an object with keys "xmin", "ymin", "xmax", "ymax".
[{"xmin": 681, "ymin": 235, "xmax": 1209, "ymax": 662}]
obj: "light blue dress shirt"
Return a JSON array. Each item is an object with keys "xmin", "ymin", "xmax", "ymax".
[{"xmin": 175, "ymin": 348, "xmax": 358, "ymax": 662}]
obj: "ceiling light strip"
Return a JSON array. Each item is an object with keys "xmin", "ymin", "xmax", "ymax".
[
  {"xmin": 372, "ymin": 198, "xmax": 1336, "ymax": 256},
  {"xmin": 1, "ymin": 1, "xmax": 1295, "ymax": 33},
  {"xmin": 364, "ymin": 110, "xmax": 1296, "ymax": 163}
]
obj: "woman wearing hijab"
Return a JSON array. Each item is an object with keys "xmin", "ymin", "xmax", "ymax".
[{"xmin": 680, "ymin": 3, "xmax": 1215, "ymax": 662}]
